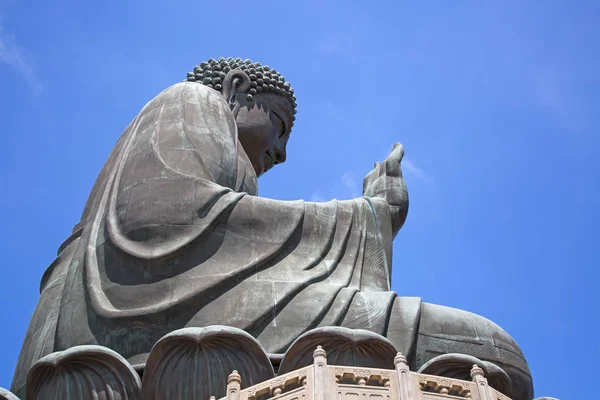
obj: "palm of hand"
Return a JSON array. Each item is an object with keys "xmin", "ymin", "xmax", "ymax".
[{"xmin": 363, "ymin": 143, "xmax": 409, "ymax": 236}]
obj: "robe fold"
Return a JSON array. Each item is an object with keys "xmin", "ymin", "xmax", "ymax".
[{"xmin": 12, "ymin": 82, "xmax": 399, "ymax": 394}]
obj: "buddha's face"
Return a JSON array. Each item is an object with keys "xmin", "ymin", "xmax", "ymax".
[{"xmin": 235, "ymin": 93, "xmax": 293, "ymax": 177}]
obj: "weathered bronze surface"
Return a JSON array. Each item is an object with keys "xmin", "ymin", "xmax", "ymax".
[{"xmin": 10, "ymin": 58, "xmax": 533, "ymax": 399}]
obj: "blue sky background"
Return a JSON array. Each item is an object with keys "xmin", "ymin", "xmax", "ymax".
[{"xmin": 0, "ymin": 1, "xmax": 598, "ymax": 398}]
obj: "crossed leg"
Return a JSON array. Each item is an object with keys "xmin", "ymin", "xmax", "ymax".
[{"xmin": 385, "ymin": 297, "xmax": 534, "ymax": 400}]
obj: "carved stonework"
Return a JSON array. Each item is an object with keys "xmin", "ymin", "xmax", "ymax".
[
  {"xmin": 279, "ymin": 327, "xmax": 397, "ymax": 374},
  {"xmin": 7, "ymin": 338, "xmax": 556, "ymax": 400},
  {"xmin": 269, "ymin": 376, "xmax": 286, "ymax": 395},
  {"xmin": 418, "ymin": 353, "xmax": 512, "ymax": 398},
  {"xmin": 381, "ymin": 371, "xmax": 391, "ymax": 387},
  {"xmin": 354, "ymin": 369, "xmax": 371, "ymax": 385},
  {"xmin": 299, "ymin": 369, "xmax": 308, "ymax": 386}
]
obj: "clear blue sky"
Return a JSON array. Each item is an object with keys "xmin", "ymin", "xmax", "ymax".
[{"xmin": 0, "ymin": 1, "xmax": 598, "ymax": 398}]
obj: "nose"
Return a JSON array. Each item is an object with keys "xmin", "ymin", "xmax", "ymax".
[{"xmin": 274, "ymin": 145, "xmax": 286, "ymax": 164}]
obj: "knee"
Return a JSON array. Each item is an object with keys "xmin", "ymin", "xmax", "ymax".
[{"xmin": 416, "ymin": 302, "xmax": 533, "ymax": 400}]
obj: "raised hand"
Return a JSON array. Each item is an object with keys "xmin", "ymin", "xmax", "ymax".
[{"xmin": 363, "ymin": 143, "xmax": 409, "ymax": 237}]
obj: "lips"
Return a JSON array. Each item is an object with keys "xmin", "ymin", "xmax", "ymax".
[{"xmin": 263, "ymin": 151, "xmax": 275, "ymax": 172}]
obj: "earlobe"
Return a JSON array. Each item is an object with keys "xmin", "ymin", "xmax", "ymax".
[{"xmin": 222, "ymin": 69, "xmax": 252, "ymax": 117}]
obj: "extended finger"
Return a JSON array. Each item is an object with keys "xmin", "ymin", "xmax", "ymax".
[
  {"xmin": 391, "ymin": 143, "xmax": 404, "ymax": 160},
  {"xmin": 385, "ymin": 144, "xmax": 404, "ymax": 176}
]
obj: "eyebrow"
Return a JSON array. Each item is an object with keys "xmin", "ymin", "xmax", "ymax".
[{"xmin": 270, "ymin": 102, "xmax": 293, "ymax": 126}]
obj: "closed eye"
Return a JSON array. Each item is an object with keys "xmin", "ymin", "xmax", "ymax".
[{"xmin": 271, "ymin": 111, "xmax": 287, "ymax": 137}]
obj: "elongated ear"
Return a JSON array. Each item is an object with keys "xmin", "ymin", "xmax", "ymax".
[{"xmin": 221, "ymin": 69, "xmax": 252, "ymax": 117}]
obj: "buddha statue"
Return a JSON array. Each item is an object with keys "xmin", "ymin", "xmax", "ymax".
[{"xmin": 10, "ymin": 57, "xmax": 533, "ymax": 399}]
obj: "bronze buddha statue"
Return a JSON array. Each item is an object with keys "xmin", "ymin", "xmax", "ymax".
[{"xmin": 11, "ymin": 57, "xmax": 533, "ymax": 399}]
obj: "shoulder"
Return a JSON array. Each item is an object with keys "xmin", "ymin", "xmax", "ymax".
[
  {"xmin": 142, "ymin": 82, "xmax": 229, "ymax": 113},
  {"xmin": 162, "ymin": 81, "xmax": 218, "ymax": 99}
]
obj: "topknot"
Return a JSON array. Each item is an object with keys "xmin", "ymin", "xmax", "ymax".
[{"xmin": 185, "ymin": 57, "xmax": 297, "ymax": 127}]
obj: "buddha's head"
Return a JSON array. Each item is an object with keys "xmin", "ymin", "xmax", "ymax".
[{"xmin": 186, "ymin": 58, "xmax": 297, "ymax": 177}]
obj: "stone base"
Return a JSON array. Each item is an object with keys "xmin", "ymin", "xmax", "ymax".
[{"xmin": 3, "ymin": 325, "xmax": 553, "ymax": 400}]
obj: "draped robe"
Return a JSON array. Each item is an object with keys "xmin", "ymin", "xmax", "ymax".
[{"xmin": 12, "ymin": 82, "xmax": 400, "ymax": 393}]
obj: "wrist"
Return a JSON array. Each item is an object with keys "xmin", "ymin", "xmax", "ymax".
[{"xmin": 364, "ymin": 197, "xmax": 392, "ymax": 234}]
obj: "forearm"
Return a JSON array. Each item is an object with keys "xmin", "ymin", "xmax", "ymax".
[{"xmin": 362, "ymin": 196, "xmax": 394, "ymax": 267}]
